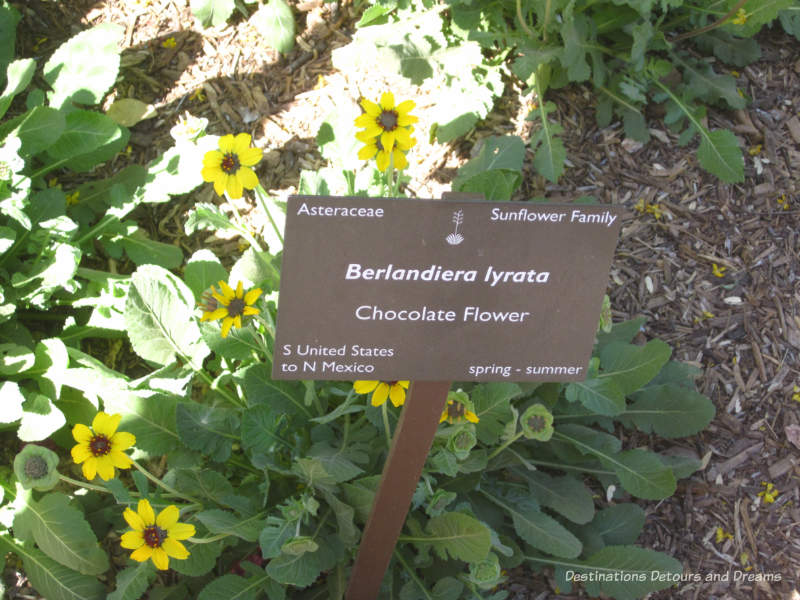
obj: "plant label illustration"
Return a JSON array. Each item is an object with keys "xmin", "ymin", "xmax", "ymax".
[{"xmin": 274, "ymin": 195, "xmax": 624, "ymax": 381}]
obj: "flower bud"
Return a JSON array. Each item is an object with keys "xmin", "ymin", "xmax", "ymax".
[{"xmin": 14, "ymin": 445, "xmax": 60, "ymax": 491}]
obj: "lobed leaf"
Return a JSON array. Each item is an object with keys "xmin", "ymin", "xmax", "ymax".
[{"xmin": 624, "ymin": 384, "xmax": 715, "ymax": 438}]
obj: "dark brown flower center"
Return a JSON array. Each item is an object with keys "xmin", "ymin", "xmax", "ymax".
[
  {"xmin": 527, "ymin": 415, "xmax": 546, "ymax": 432},
  {"xmin": 220, "ymin": 153, "xmax": 241, "ymax": 174},
  {"xmin": 143, "ymin": 525, "xmax": 167, "ymax": 548},
  {"xmin": 25, "ymin": 455, "xmax": 49, "ymax": 479},
  {"xmin": 89, "ymin": 435, "xmax": 111, "ymax": 457},
  {"xmin": 227, "ymin": 297, "xmax": 245, "ymax": 318},
  {"xmin": 447, "ymin": 402, "xmax": 465, "ymax": 419},
  {"xmin": 199, "ymin": 290, "xmax": 218, "ymax": 313},
  {"xmin": 378, "ymin": 110, "xmax": 398, "ymax": 131}
]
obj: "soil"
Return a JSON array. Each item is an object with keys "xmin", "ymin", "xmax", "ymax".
[{"xmin": 4, "ymin": 1, "xmax": 799, "ymax": 599}]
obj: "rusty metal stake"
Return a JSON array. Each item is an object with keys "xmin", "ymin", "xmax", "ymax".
[{"xmin": 345, "ymin": 381, "xmax": 452, "ymax": 600}]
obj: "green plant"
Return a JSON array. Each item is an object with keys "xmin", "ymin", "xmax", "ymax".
[{"xmin": 345, "ymin": 0, "xmax": 797, "ymax": 183}]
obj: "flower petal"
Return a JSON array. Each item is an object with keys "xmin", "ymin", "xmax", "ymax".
[
  {"xmin": 72, "ymin": 423, "xmax": 93, "ymax": 444},
  {"xmin": 235, "ymin": 281, "xmax": 244, "ymax": 299},
  {"xmin": 138, "ymin": 499, "xmax": 156, "ymax": 526},
  {"xmin": 124, "ymin": 506, "xmax": 145, "ymax": 531},
  {"xmin": 218, "ymin": 280, "xmax": 235, "ymax": 299},
  {"xmin": 110, "ymin": 450, "xmax": 133, "ymax": 470},
  {"xmin": 95, "ymin": 457, "xmax": 115, "ymax": 481},
  {"xmin": 244, "ymin": 288, "xmax": 262, "ymax": 305},
  {"xmin": 232, "ymin": 133, "xmax": 252, "ymax": 154},
  {"xmin": 162, "ymin": 537, "xmax": 190, "ymax": 560},
  {"xmin": 220, "ymin": 316, "xmax": 234, "ymax": 338},
  {"xmin": 111, "ymin": 431, "xmax": 136, "ymax": 451},
  {"xmin": 120, "ymin": 530, "xmax": 144, "ymax": 549},
  {"xmin": 376, "ymin": 150, "xmax": 390, "ymax": 172},
  {"xmin": 202, "ymin": 150, "xmax": 223, "ymax": 167},
  {"xmin": 81, "ymin": 457, "xmax": 97, "ymax": 481},
  {"xmin": 151, "ymin": 547, "xmax": 170, "ymax": 570},
  {"xmin": 355, "ymin": 113, "xmax": 378, "ymax": 128},
  {"xmin": 237, "ymin": 146, "xmax": 262, "ymax": 167},
  {"xmin": 395, "ymin": 99, "xmax": 415, "ymax": 115},
  {"xmin": 360, "ymin": 98, "xmax": 381, "ymax": 116},
  {"xmin": 205, "ymin": 307, "xmax": 229, "ymax": 321},
  {"xmin": 71, "ymin": 443, "xmax": 92, "ymax": 464},
  {"xmin": 397, "ymin": 113, "xmax": 418, "ymax": 126},
  {"xmin": 168, "ymin": 522, "xmax": 196, "ymax": 540},
  {"xmin": 379, "ymin": 91, "xmax": 395, "ymax": 111},
  {"xmin": 226, "ymin": 173, "xmax": 244, "ymax": 199},
  {"xmin": 358, "ymin": 143, "xmax": 378, "ymax": 161},
  {"xmin": 218, "ymin": 134, "xmax": 236, "ymax": 153},
  {"xmin": 92, "ymin": 412, "xmax": 121, "ymax": 438},
  {"xmin": 466, "ymin": 410, "xmax": 480, "ymax": 423},
  {"xmin": 238, "ymin": 166, "xmax": 259, "ymax": 190},
  {"xmin": 392, "ymin": 149, "xmax": 409, "ymax": 170},
  {"xmin": 371, "ymin": 383, "xmax": 390, "ymax": 407},
  {"xmin": 397, "ymin": 381, "xmax": 410, "ymax": 389},
  {"xmin": 233, "ymin": 315, "xmax": 242, "ymax": 330},
  {"xmin": 213, "ymin": 173, "xmax": 227, "ymax": 197},
  {"xmin": 130, "ymin": 544, "xmax": 153, "ymax": 563},
  {"xmin": 389, "ymin": 384, "xmax": 406, "ymax": 407},
  {"xmin": 380, "ymin": 130, "xmax": 396, "ymax": 153},
  {"xmin": 353, "ymin": 380, "xmax": 379, "ymax": 394},
  {"xmin": 242, "ymin": 306, "xmax": 260, "ymax": 316},
  {"xmin": 156, "ymin": 505, "xmax": 180, "ymax": 530},
  {"xmin": 201, "ymin": 165, "xmax": 223, "ymax": 183}
]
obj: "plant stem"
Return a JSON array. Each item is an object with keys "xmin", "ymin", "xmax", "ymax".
[
  {"xmin": 187, "ymin": 533, "xmax": 229, "ymax": 544},
  {"xmin": 515, "ymin": 0, "xmax": 535, "ymax": 37},
  {"xmin": 254, "ymin": 185, "xmax": 284, "ymax": 248},
  {"xmin": 59, "ymin": 474, "xmax": 112, "ymax": 494},
  {"xmin": 224, "ymin": 191, "xmax": 264, "ymax": 252},
  {"xmin": 670, "ymin": 0, "xmax": 749, "ymax": 42},
  {"xmin": 394, "ymin": 550, "xmax": 434, "ymax": 600},
  {"xmin": 382, "ymin": 402, "xmax": 392, "ymax": 450},
  {"xmin": 486, "ymin": 430, "xmax": 525, "ymax": 462},
  {"xmin": 131, "ymin": 459, "xmax": 202, "ymax": 504}
]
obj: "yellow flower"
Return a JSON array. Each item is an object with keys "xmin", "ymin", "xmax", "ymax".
[
  {"xmin": 712, "ymin": 263, "xmax": 726, "ymax": 278},
  {"xmin": 646, "ymin": 203, "xmax": 663, "ymax": 219},
  {"xmin": 732, "ymin": 8, "xmax": 748, "ymax": 25},
  {"xmin": 161, "ymin": 37, "xmax": 177, "ymax": 48},
  {"xmin": 777, "ymin": 194, "xmax": 790, "ymax": 210},
  {"xmin": 715, "ymin": 527, "xmax": 733, "ymax": 544},
  {"xmin": 354, "ymin": 380, "xmax": 409, "ymax": 408},
  {"xmin": 757, "ymin": 481, "xmax": 778, "ymax": 504},
  {"xmin": 748, "ymin": 144, "xmax": 761, "ymax": 156},
  {"xmin": 70, "ymin": 412, "xmax": 135, "ymax": 481},
  {"xmin": 120, "ymin": 499, "xmax": 195, "ymax": 570},
  {"xmin": 440, "ymin": 399, "xmax": 479, "ymax": 425},
  {"xmin": 200, "ymin": 280, "xmax": 262, "ymax": 338},
  {"xmin": 792, "ymin": 385, "xmax": 800, "ymax": 403},
  {"xmin": 190, "ymin": 88, "xmax": 206, "ymax": 102},
  {"xmin": 354, "ymin": 92, "xmax": 417, "ymax": 171},
  {"xmin": 633, "ymin": 198, "xmax": 647, "ymax": 213},
  {"xmin": 201, "ymin": 133, "xmax": 262, "ymax": 199},
  {"xmin": 66, "ymin": 190, "xmax": 80, "ymax": 206}
]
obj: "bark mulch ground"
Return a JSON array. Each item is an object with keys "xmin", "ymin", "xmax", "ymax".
[{"xmin": 5, "ymin": 1, "xmax": 800, "ymax": 598}]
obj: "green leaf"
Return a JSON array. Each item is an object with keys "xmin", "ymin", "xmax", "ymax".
[
  {"xmin": 532, "ymin": 119, "xmax": 567, "ymax": 183},
  {"xmin": 171, "ymin": 469, "xmax": 242, "ymax": 510},
  {"xmin": 598, "ymin": 339, "xmax": 672, "ymax": 395},
  {"xmin": 0, "ymin": 342, "xmax": 34, "ymax": 375},
  {"xmin": 595, "ymin": 317, "xmax": 645, "ymax": 349},
  {"xmin": 31, "ymin": 337, "xmax": 69, "ymax": 399},
  {"xmin": 565, "ymin": 378, "xmax": 626, "ymax": 416},
  {"xmin": 184, "ymin": 249, "xmax": 229, "ymax": 300},
  {"xmin": 121, "ymin": 230, "xmax": 183, "ymax": 269},
  {"xmin": 253, "ymin": 0, "xmax": 295, "ymax": 54},
  {"xmin": 241, "ymin": 404, "xmax": 291, "ymax": 456},
  {"xmin": 18, "ymin": 394, "xmax": 66, "ymax": 442},
  {"xmin": 13, "ymin": 492, "xmax": 109, "ymax": 575},
  {"xmin": 357, "ymin": 3, "xmax": 396, "ymax": 27},
  {"xmin": 678, "ymin": 57, "xmax": 746, "ymax": 109},
  {"xmin": 604, "ymin": 449, "xmax": 676, "ymax": 500},
  {"xmin": 124, "ymin": 264, "xmax": 210, "ymax": 366},
  {"xmin": 578, "ymin": 546, "xmax": 683, "ymax": 600},
  {"xmin": 321, "ymin": 491, "xmax": 358, "ymax": 546},
  {"xmin": 198, "ymin": 573, "xmax": 280, "ymax": 600},
  {"xmin": 696, "ymin": 30, "xmax": 760, "ymax": 67},
  {"xmin": 49, "ymin": 110, "xmax": 129, "ymax": 172},
  {"xmin": 260, "ymin": 516, "xmax": 295, "ymax": 559},
  {"xmin": 241, "ymin": 363, "xmax": 312, "ymax": 418},
  {"xmin": 0, "ymin": 4, "xmax": 21, "ymax": 85},
  {"xmin": 170, "ymin": 540, "xmax": 224, "ymax": 576},
  {"xmin": 176, "ymin": 402, "xmax": 239, "ymax": 462},
  {"xmin": 102, "ymin": 391, "xmax": 181, "ymax": 455},
  {"xmin": 0, "ymin": 380, "xmax": 25, "ymax": 423},
  {"xmin": 340, "ymin": 476, "xmax": 380, "ymax": 523},
  {"xmin": 484, "ymin": 490, "xmax": 581, "ymax": 558},
  {"xmin": 0, "ymin": 536, "xmax": 106, "ymax": 600},
  {"xmin": 452, "ymin": 136, "xmax": 525, "ymax": 201},
  {"xmin": 0, "ymin": 58, "xmax": 35, "ymax": 119},
  {"xmin": 43, "ymin": 23, "xmax": 123, "ymax": 109},
  {"xmin": 265, "ymin": 548, "xmax": 325, "ymax": 588},
  {"xmin": 590, "ymin": 503, "xmax": 646, "ymax": 545},
  {"xmin": 195, "ymin": 509, "xmax": 266, "ymax": 542},
  {"xmin": 697, "ymin": 128, "xmax": 744, "ymax": 183},
  {"xmin": 521, "ymin": 471, "xmax": 595, "ymax": 525},
  {"xmin": 419, "ymin": 512, "xmax": 492, "ymax": 563},
  {"xmin": 108, "ymin": 563, "xmax": 157, "ymax": 600},
  {"xmin": 184, "ymin": 202, "xmax": 236, "ymax": 236},
  {"xmin": 723, "ymin": 0, "xmax": 795, "ymax": 37},
  {"xmin": 190, "ymin": 0, "xmax": 235, "ymax": 28},
  {"xmin": 308, "ymin": 443, "xmax": 363, "ymax": 483},
  {"xmin": 624, "ymin": 384, "xmax": 715, "ymax": 438}
]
